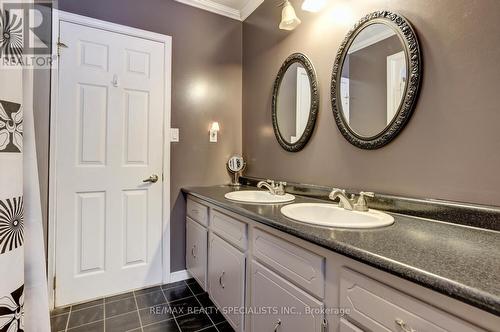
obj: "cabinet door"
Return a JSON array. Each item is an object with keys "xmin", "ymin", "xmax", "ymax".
[
  {"xmin": 251, "ymin": 261, "xmax": 325, "ymax": 332},
  {"xmin": 340, "ymin": 268, "xmax": 484, "ymax": 332},
  {"xmin": 340, "ymin": 319, "xmax": 364, "ymax": 332},
  {"xmin": 209, "ymin": 233, "xmax": 246, "ymax": 332},
  {"xmin": 186, "ymin": 217, "xmax": 207, "ymax": 289}
]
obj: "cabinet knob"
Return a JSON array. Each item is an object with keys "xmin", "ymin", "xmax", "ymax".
[
  {"xmin": 219, "ymin": 271, "xmax": 225, "ymax": 289},
  {"xmin": 322, "ymin": 319, "xmax": 328, "ymax": 332},
  {"xmin": 273, "ymin": 319, "xmax": 281, "ymax": 332},
  {"xmin": 395, "ymin": 318, "xmax": 416, "ymax": 332},
  {"xmin": 191, "ymin": 245, "xmax": 196, "ymax": 258}
]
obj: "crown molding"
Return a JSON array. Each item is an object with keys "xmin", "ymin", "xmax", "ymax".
[
  {"xmin": 348, "ymin": 28, "xmax": 396, "ymax": 54},
  {"xmin": 240, "ymin": 0, "xmax": 264, "ymax": 20},
  {"xmin": 175, "ymin": 0, "xmax": 264, "ymax": 21}
]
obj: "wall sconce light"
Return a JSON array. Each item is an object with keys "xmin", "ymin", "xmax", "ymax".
[
  {"xmin": 279, "ymin": 1, "xmax": 301, "ymax": 30},
  {"xmin": 301, "ymin": 0, "xmax": 326, "ymax": 12},
  {"xmin": 209, "ymin": 122, "xmax": 220, "ymax": 143}
]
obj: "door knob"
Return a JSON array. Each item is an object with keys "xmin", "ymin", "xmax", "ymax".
[{"xmin": 143, "ymin": 174, "xmax": 159, "ymax": 183}]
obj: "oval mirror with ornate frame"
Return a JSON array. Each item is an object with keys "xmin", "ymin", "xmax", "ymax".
[
  {"xmin": 331, "ymin": 11, "xmax": 422, "ymax": 149},
  {"xmin": 272, "ymin": 53, "xmax": 319, "ymax": 152}
]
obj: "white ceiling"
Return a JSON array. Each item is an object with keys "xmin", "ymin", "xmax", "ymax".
[
  {"xmin": 175, "ymin": 0, "xmax": 264, "ymax": 21},
  {"xmin": 349, "ymin": 24, "xmax": 397, "ymax": 54}
]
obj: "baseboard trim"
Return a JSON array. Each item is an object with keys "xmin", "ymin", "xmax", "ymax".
[{"xmin": 170, "ymin": 270, "xmax": 191, "ymax": 283}]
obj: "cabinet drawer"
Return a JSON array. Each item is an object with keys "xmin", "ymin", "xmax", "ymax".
[
  {"xmin": 340, "ymin": 268, "xmax": 483, "ymax": 332},
  {"xmin": 208, "ymin": 233, "xmax": 246, "ymax": 332},
  {"xmin": 250, "ymin": 261, "xmax": 325, "ymax": 332},
  {"xmin": 186, "ymin": 218, "xmax": 207, "ymax": 290},
  {"xmin": 340, "ymin": 319, "xmax": 364, "ymax": 332},
  {"xmin": 187, "ymin": 197, "xmax": 208, "ymax": 226},
  {"xmin": 253, "ymin": 228, "xmax": 325, "ymax": 298},
  {"xmin": 211, "ymin": 210, "xmax": 247, "ymax": 250}
]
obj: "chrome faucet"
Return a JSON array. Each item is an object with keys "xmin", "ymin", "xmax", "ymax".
[
  {"xmin": 257, "ymin": 179, "xmax": 287, "ymax": 196},
  {"xmin": 329, "ymin": 188, "xmax": 355, "ymax": 210},
  {"xmin": 329, "ymin": 188, "xmax": 376, "ymax": 212}
]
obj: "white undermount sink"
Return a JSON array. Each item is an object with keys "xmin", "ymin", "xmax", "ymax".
[
  {"xmin": 225, "ymin": 190, "xmax": 296, "ymax": 204},
  {"xmin": 281, "ymin": 203, "xmax": 394, "ymax": 229}
]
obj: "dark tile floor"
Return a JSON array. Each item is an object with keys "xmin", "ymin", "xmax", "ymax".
[{"xmin": 50, "ymin": 279, "xmax": 235, "ymax": 332}]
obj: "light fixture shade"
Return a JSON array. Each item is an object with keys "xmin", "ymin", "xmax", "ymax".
[
  {"xmin": 279, "ymin": 1, "xmax": 301, "ymax": 30},
  {"xmin": 301, "ymin": 0, "xmax": 326, "ymax": 12},
  {"xmin": 210, "ymin": 122, "xmax": 220, "ymax": 131}
]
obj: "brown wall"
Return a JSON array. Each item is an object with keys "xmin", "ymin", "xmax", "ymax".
[
  {"xmin": 33, "ymin": 3, "xmax": 52, "ymax": 251},
  {"xmin": 242, "ymin": 0, "xmax": 500, "ymax": 207},
  {"xmin": 42, "ymin": 0, "xmax": 242, "ymax": 272}
]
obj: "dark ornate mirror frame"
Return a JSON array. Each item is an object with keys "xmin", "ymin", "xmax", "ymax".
[
  {"xmin": 272, "ymin": 53, "xmax": 319, "ymax": 152},
  {"xmin": 331, "ymin": 11, "xmax": 422, "ymax": 149}
]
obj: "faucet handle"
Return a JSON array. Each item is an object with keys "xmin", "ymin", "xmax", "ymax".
[
  {"xmin": 354, "ymin": 192, "xmax": 375, "ymax": 212},
  {"xmin": 275, "ymin": 181, "xmax": 287, "ymax": 195},
  {"xmin": 266, "ymin": 179, "xmax": 275, "ymax": 186}
]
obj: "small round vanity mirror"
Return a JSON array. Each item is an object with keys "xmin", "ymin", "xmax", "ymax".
[
  {"xmin": 331, "ymin": 11, "xmax": 422, "ymax": 149},
  {"xmin": 227, "ymin": 155, "xmax": 245, "ymax": 173},
  {"xmin": 227, "ymin": 155, "xmax": 245, "ymax": 186},
  {"xmin": 272, "ymin": 53, "xmax": 319, "ymax": 152}
]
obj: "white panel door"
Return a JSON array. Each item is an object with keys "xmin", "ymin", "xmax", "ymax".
[
  {"xmin": 55, "ymin": 21, "xmax": 166, "ymax": 306},
  {"xmin": 386, "ymin": 51, "xmax": 406, "ymax": 124},
  {"xmin": 292, "ymin": 66, "xmax": 311, "ymax": 143}
]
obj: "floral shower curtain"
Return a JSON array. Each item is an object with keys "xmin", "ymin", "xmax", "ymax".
[
  {"xmin": 0, "ymin": 1, "xmax": 51, "ymax": 329},
  {"xmin": 0, "ymin": 99, "xmax": 25, "ymax": 331}
]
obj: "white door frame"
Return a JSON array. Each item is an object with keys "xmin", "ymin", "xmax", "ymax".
[
  {"xmin": 47, "ymin": 10, "xmax": 172, "ymax": 309},
  {"xmin": 386, "ymin": 51, "xmax": 406, "ymax": 125}
]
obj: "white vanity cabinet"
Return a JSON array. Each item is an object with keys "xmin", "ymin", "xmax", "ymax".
[
  {"xmin": 339, "ymin": 268, "xmax": 484, "ymax": 332},
  {"xmin": 251, "ymin": 261, "xmax": 325, "ymax": 332},
  {"xmin": 340, "ymin": 319, "xmax": 363, "ymax": 332},
  {"xmin": 208, "ymin": 233, "xmax": 246, "ymax": 331},
  {"xmin": 252, "ymin": 228, "xmax": 325, "ymax": 299},
  {"xmin": 185, "ymin": 197, "xmax": 209, "ymax": 290},
  {"xmin": 185, "ymin": 194, "xmax": 500, "ymax": 332},
  {"xmin": 186, "ymin": 217, "xmax": 207, "ymax": 289}
]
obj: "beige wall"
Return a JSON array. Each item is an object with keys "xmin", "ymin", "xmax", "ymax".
[
  {"xmin": 242, "ymin": 0, "xmax": 500, "ymax": 206},
  {"xmin": 37, "ymin": 0, "xmax": 243, "ymax": 272},
  {"xmin": 34, "ymin": 0, "xmax": 500, "ymax": 274}
]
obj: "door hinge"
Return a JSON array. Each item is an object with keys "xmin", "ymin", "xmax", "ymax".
[
  {"xmin": 57, "ymin": 38, "xmax": 68, "ymax": 57},
  {"xmin": 53, "ymin": 276, "xmax": 56, "ymax": 290}
]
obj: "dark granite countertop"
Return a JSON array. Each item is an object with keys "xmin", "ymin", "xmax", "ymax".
[{"xmin": 182, "ymin": 185, "xmax": 500, "ymax": 316}]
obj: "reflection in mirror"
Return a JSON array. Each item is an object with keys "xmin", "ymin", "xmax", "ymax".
[
  {"xmin": 227, "ymin": 155, "xmax": 246, "ymax": 186},
  {"xmin": 227, "ymin": 155, "xmax": 245, "ymax": 173},
  {"xmin": 277, "ymin": 62, "xmax": 311, "ymax": 144},
  {"xmin": 331, "ymin": 11, "xmax": 421, "ymax": 149},
  {"xmin": 273, "ymin": 53, "xmax": 318, "ymax": 152},
  {"xmin": 340, "ymin": 23, "xmax": 406, "ymax": 138}
]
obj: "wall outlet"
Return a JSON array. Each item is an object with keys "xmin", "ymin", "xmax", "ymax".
[{"xmin": 170, "ymin": 128, "xmax": 180, "ymax": 142}]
